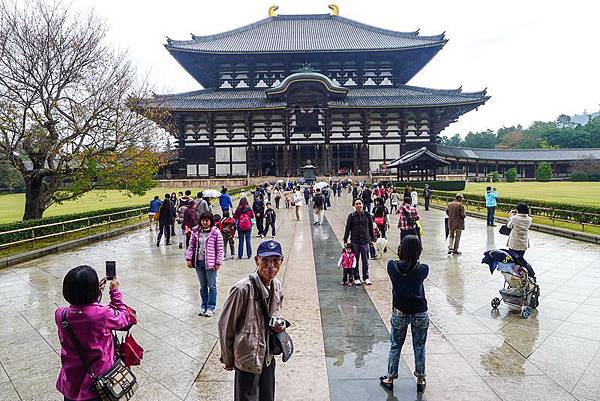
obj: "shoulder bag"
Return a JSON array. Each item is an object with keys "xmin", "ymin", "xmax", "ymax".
[
  {"xmin": 249, "ymin": 275, "xmax": 294, "ymax": 362},
  {"xmin": 499, "ymin": 225, "xmax": 512, "ymax": 236},
  {"xmin": 61, "ymin": 311, "xmax": 138, "ymax": 401}
]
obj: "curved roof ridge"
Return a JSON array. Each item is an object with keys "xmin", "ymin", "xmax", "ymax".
[
  {"xmin": 153, "ymin": 88, "xmax": 215, "ymax": 99},
  {"xmin": 397, "ymin": 84, "xmax": 486, "ymax": 97},
  {"xmin": 438, "ymin": 145, "xmax": 600, "ymax": 152},
  {"xmin": 333, "ymin": 16, "xmax": 444, "ymax": 40},
  {"xmin": 187, "ymin": 18, "xmax": 272, "ymax": 43}
]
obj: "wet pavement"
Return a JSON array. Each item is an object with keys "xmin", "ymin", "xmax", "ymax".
[{"xmin": 0, "ymin": 192, "xmax": 600, "ymax": 400}]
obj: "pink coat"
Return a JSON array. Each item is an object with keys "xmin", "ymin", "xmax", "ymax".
[
  {"xmin": 186, "ymin": 226, "xmax": 224, "ymax": 269},
  {"xmin": 55, "ymin": 290, "xmax": 133, "ymax": 401}
]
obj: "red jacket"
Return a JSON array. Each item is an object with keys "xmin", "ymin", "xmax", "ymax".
[{"xmin": 218, "ymin": 217, "xmax": 237, "ymax": 238}]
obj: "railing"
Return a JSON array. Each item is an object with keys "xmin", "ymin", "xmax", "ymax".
[
  {"xmin": 428, "ymin": 194, "xmax": 600, "ymax": 232},
  {"xmin": 0, "ymin": 207, "xmax": 148, "ymax": 250}
]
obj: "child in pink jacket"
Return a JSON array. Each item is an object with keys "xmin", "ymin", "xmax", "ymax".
[
  {"xmin": 186, "ymin": 211, "xmax": 224, "ymax": 317},
  {"xmin": 55, "ymin": 265, "xmax": 134, "ymax": 401}
]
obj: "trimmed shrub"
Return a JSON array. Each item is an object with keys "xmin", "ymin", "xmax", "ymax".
[
  {"xmin": 570, "ymin": 172, "xmax": 589, "ymax": 181},
  {"xmin": 536, "ymin": 162, "xmax": 552, "ymax": 182},
  {"xmin": 394, "ymin": 181, "xmax": 465, "ymax": 191},
  {"xmin": 505, "ymin": 168, "xmax": 518, "ymax": 182},
  {"xmin": 488, "ymin": 171, "xmax": 500, "ymax": 182}
]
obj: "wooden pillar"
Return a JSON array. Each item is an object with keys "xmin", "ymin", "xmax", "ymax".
[
  {"xmin": 475, "ymin": 160, "xmax": 479, "ymax": 179},
  {"xmin": 207, "ymin": 113, "xmax": 216, "ymax": 177}
]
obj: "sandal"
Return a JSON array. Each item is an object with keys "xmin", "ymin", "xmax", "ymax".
[{"xmin": 379, "ymin": 376, "xmax": 393, "ymax": 391}]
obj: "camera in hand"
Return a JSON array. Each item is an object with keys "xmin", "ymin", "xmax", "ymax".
[{"xmin": 269, "ymin": 316, "xmax": 285, "ymax": 328}]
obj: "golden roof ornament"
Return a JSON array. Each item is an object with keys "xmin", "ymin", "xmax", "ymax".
[
  {"xmin": 328, "ymin": 4, "xmax": 339, "ymax": 16},
  {"xmin": 268, "ymin": 5, "xmax": 279, "ymax": 17}
]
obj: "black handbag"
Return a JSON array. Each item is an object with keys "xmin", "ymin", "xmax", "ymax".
[
  {"xmin": 61, "ymin": 311, "xmax": 138, "ymax": 401},
  {"xmin": 249, "ymin": 275, "xmax": 294, "ymax": 362},
  {"xmin": 499, "ymin": 224, "xmax": 512, "ymax": 236}
]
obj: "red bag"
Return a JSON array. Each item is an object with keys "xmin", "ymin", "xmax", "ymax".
[
  {"xmin": 374, "ymin": 216, "xmax": 385, "ymax": 226},
  {"xmin": 122, "ymin": 334, "xmax": 144, "ymax": 367}
]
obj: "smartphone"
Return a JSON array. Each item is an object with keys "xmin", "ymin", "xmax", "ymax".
[{"xmin": 106, "ymin": 261, "xmax": 116, "ymax": 281}]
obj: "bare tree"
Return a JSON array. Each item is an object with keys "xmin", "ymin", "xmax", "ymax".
[{"xmin": 0, "ymin": 0, "xmax": 165, "ymax": 220}]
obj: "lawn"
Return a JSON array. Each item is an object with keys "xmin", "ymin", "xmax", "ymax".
[
  {"xmin": 463, "ymin": 182, "xmax": 600, "ymax": 207},
  {"xmin": 0, "ymin": 187, "xmax": 210, "ymax": 224}
]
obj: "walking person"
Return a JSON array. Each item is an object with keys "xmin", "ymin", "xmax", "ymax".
[
  {"xmin": 446, "ymin": 193, "xmax": 466, "ymax": 255},
  {"xmin": 423, "ymin": 184, "xmax": 432, "ymax": 211},
  {"xmin": 283, "ymin": 189, "xmax": 291, "ymax": 209},
  {"xmin": 313, "ymin": 188, "xmax": 325, "ymax": 225},
  {"xmin": 303, "ymin": 187, "xmax": 311, "ymax": 206},
  {"xmin": 263, "ymin": 202, "xmax": 277, "ymax": 238},
  {"xmin": 218, "ymin": 211, "xmax": 237, "ymax": 259},
  {"xmin": 157, "ymin": 194, "xmax": 174, "ymax": 246},
  {"xmin": 411, "ymin": 187, "xmax": 419, "ymax": 208},
  {"xmin": 372, "ymin": 197, "xmax": 390, "ymax": 239},
  {"xmin": 380, "ymin": 235, "xmax": 429, "ymax": 393},
  {"xmin": 398, "ymin": 196, "xmax": 420, "ymax": 242},
  {"xmin": 186, "ymin": 211, "xmax": 224, "ymax": 317},
  {"xmin": 56, "ymin": 266, "xmax": 135, "ymax": 401},
  {"xmin": 351, "ymin": 185, "xmax": 358, "ymax": 205},
  {"xmin": 196, "ymin": 192, "xmax": 210, "ymax": 217},
  {"xmin": 219, "ymin": 187, "xmax": 234, "ymax": 214},
  {"xmin": 182, "ymin": 200, "xmax": 198, "ymax": 250},
  {"xmin": 362, "ymin": 185, "xmax": 373, "ymax": 214},
  {"xmin": 485, "ymin": 186, "xmax": 499, "ymax": 226},
  {"xmin": 253, "ymin": 195, "xmax": 266, "ymax": 238},
  {"xmin": 273, "ymin": 187, "xmax": 282, "ymax": 209},
  {"xmin": 170, "ymin": 192, "xmax": 178, "ymax": 236},
  {"xmin": 218, "ymin": 240, "xmax": 287, "ymax": 401},
  {"xmin": 148, "ymin": 195, "xmax": 162, "ymax": 231},
  {"xmin": 177, "ymin": 191, "xmax": 193, "ymax": 249},
  {"xmin": 507, "ymin": 203, "xmax": 532, "ymax": 257},
  {"xmin": 343, "ymin": 198, "xmax": 376, "ymax": 286},
  {"xmin": 293, "ymin": 188, "xmax": 303, "ymax": 221},
  {"xmin": 234, "ymin": 198, "xmax": 255, "ymax": 259},
  {"xmin": 337, "ymin": 243, "xmax": 357, "ymax": 286},
  {"xmin": 390, "ymin": 190, "xmax": 399, "ymax": 214}
]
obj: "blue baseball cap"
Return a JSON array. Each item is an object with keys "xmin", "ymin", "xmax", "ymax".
[{"xmin": 257, "ymin": 240, "xmax": 283, "ymax": 257}]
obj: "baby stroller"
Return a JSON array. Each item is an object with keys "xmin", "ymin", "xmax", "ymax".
[{"xmin": 482, "ymin": 249, "xmax": 540, "ymax": 319}]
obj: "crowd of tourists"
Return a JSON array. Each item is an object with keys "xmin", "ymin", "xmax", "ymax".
[{"xmin": 54, "ymin": 177, "xmax": 533, "ymax": 401}]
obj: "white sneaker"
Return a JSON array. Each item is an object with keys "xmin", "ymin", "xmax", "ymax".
[
  {"xmin": 364, "ymin": 279, "xmax": 372, "ymax": 285},
  {"xmin": 198, "ymin": 309, "xmax": 206, "ymax": 316},
  {"xmin": 354, "ymin": 279, "xmax": 362, "ymax": 286},
  {"xmin": 205, "ymin": 310, "xmax": 214, "ymax": 317}
]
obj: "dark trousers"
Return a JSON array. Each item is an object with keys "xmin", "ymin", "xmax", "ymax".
[
  {"xmin": 342, "ymin": 268, "xmax": 353, "ymax": 283},
  {"xmin": 256, "ymin": 217, "xmax": 264, "ymax": 236},
  {"xmin": 487, "ymin": 207, "xmax": 496, "ymax": 225},
  {"xmin": 263, "ymin": 222, "xmax": 276, "ymax": 236},
  {"xmin": 275, "ymin": 197, "xmax": 280, "ymax": 208},
  {"xmin": 157, "ymin": 222, "xmax": 171, "ymax": 244},
  {"xmin": 351, "ymin": 242, "xmax": 370, "ymax": 280},
  {"xmin": 170, "ymin": 219, "xmax": 176, "ymax": 236},
  {"xmin": 424, "ymin": 197, "xmax": 430, "ymax": 211},
  {"xmin": 224, "ymin": 236, "xmax": 235, "ymax": 257},
  {"xmin": 235, "ymin": 358, "xmax": 275, "ymax": 401}
]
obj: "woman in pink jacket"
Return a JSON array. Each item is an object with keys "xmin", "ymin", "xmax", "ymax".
[
  {"xmin": 186, "ymin": 211, "xmax": 224, "ymax": 317},
  {"xmin": 55, "ymin": 265, "xmax": 134, "ymax": 401}
]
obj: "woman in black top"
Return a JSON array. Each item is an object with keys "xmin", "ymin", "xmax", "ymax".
[
  {"xmin": 371, "ymin": 197, "xmax": 389, "ymax": 239},
  {"xmin": 380, "ymin": 235, "xmax": 429, "ymax": 393}
]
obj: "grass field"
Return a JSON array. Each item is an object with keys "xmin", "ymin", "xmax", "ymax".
[
  {"xmin": 463, "ymin": 182, "xmax": 600, "ymax": 206},
  {"xmin": 0, "ymin": 187, "xmax": 209, "ymax": 224}
]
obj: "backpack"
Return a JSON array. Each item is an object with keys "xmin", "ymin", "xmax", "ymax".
[
  {"xmin": 403, "ymin": 207, "xmax": 416, "ymax": 227},
  {"xmin": 238, "ymin": 212, "xmax": 252, "ymax": 231}
]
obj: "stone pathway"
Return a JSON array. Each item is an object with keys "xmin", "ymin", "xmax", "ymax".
[{"xmin": 0, "ymin": 192, "xmax": 599, "ymax": 400}]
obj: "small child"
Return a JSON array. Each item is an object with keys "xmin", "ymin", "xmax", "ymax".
[
  {"xmin": 337, "ymin": 243, "xmax": 357, "ymax": 287},
  {"xmin": 218, "ymin": 211, "xmax": 236, "ymax": 259},
  {"xmin": 264, "ymin": 202, "xmax": 276, "ymax": 238}
]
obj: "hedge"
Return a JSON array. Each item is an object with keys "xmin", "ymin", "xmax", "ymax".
[
  {"xmin": 394, "ymin": 180, "xmax": 466, "ymax": 192},
  {"xmin": 428, "ymin": 190, "xmax": 600, "ymax": 225}
]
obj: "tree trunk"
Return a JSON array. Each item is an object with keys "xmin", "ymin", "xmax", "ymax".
[{"xmin": 23, "ymin": 174, "xmax": 48, "ymax": 220}]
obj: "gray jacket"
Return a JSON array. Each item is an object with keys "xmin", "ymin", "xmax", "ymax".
[
  {"xmin": 218, "ymin": 273, "xmax": 283, "ymax": 374},
  {"xmin": 507, "ymin": 213, "xmax": 532, "ymax": 251}
]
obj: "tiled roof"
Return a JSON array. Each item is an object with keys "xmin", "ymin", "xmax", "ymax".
[
  {"xmin": 149, "ymin": 86, "xmax": 488, "ymax": 111},
  {"xmin": 434, "ymin": 145, "xmax": 600, "ymax": 162},
  {"xmin": 388, "ymin": 147, "xmax": 450, "ymax": 168},
  {"xmin": 166, "ymin": 14, "xmax": 446, "ymax": 53}
]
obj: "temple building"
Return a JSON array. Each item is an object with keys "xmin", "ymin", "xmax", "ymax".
[{"xmin": 146, "ymin": 5, "xmax": 490, "ymax": 178}]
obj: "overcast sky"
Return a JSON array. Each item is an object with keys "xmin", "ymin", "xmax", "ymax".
[{"xmin": 73, "ymin": 0, "xmax": 600, "ymax": 137}]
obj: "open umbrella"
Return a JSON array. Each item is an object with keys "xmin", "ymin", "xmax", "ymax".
[
  {"xmin": 202, "ymin": 189, "xmax": 221, "ymax": 198},
  {"xmin": 276, "ymin": 179, "xmax": 285, "ymax": 184},
  {"xmin": 314, "ymin": 182, "xmax": 329, "ymax": 190}
]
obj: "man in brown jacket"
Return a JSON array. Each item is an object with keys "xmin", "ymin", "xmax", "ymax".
[
  {"xmin": 218, "ymin": 240, "xmax": 286, "ymax": 401},
  {"xmin": 446, "ymin": 193, "xmax": 466, "ymax": 255}
]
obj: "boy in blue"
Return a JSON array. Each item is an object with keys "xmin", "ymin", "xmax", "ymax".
[
  {"xmin": 485, "ymin": 186, "xmax": 499, "ymax": 226},
  {"xmin": 219, "ymin": 187, "xmax": 234, "ymax": 214},
  {"xmin": 148, "ymin": 195, "xmax": 162, "ymax": 231}
]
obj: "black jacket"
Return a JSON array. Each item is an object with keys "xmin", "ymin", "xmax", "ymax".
[
  {"xmin": 158, "ymin": 200, "xmax": 173, "ymax": 224},
  {"xmin": 343, "ymin": 212, "xmax": 375, "ymax": 245}
]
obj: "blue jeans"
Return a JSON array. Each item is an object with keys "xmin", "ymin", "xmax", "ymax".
[
  {"xmin": 195, "ymin": 260, "xmax": 217, "ymax": 312},
  {"xmin": 351, "ymin": 242, "xmax": 370, "ymax": 280},
  {"xmin": 387, "ymin": 310, "xmax": 428, "ymax": 379},
  {"xmin": 238, "ymin": 229, "xmax": 252, "ymax": 258},
  {"xmin": 487, "ymin": 206, "xmax": 496, "ymax": 225}
]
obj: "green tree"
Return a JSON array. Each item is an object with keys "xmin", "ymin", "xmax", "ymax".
[
  {"xmin": 535, "ymin": 162, "xmax": 552, "ymax": 182},
  {"xmin": 505, "ymin": 167, "xmax": 518, "ymax": 182},
  {"xmin": 441, "ymin": 133, "xmax": 463, "ymax": 146},
  {"xmin": 463, "ymin": 129, "xmax": 498, "ymax": 148}
]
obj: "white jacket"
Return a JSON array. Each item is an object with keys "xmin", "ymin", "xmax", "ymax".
[
  {"xmin": 507, "ymin": 213, "xmax": 532, "ymax": 251},
  {"xmin": 293, "ymin": 191, "xmax": 304, "ymax": 206}
]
